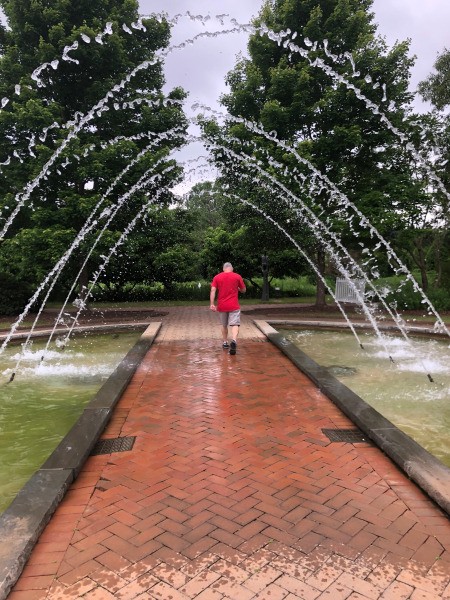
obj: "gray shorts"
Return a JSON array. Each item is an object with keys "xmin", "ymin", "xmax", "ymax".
[{"xmin": 219, "ymin": 310, "xmax": 241, "ymax": 327}]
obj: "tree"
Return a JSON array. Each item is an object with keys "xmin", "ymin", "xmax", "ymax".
[
  {"xmin": 203, "ymin": 0, "xmax": 420, "ymax": 307},
  {"xmin": 418, "ymin": 50, "xmax": 450, "ymax": 213},
  {"xmin": 98, "ymin": 206, "xmax": 200, "ymax": 297},
  {"xmin": 0, "ymin": 0, "xmax": 187, "ymax": 309},
  {"xmin": 183, "ymin": 181, "xmax": 228, "ymax": 231},
  {"xmin": 180, "ymin": 176, "xmax": 310, "ymax": 291},
  {"xmin": 412, "ymin": 49, "xmax": 450, "ymax": 293},
  {"xmin": 418, "ymin": 48, "xmax": 450, "ymax": 110}
]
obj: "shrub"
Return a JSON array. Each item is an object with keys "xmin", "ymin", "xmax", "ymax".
[
  {"xmin": 427, "ymin": 287, "xmax": 450, "ymax": 311},
  {"xmin": 373, "ymin": 276, "xmax": 450, "ymax": 312},
  {"xmin": 90, "ymin": 281, "xmax": 211, "ymax": 303},
  {"xmin": 282, "ymin": 277, "xmax": 316, "ymax": 297},
  {"xmin": 250, "ymin": 276, "xmax": 316, "ymax": 298},
  {"xmin": 0, "ymin": 273, "xmax": 33, "ymax": 316},
  {"xmin": 90, "ymin": 276, "xmax": 318, "ymax": 303}
]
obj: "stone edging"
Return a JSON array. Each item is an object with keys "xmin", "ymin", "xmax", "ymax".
[
  {"xmin": 0, "ymin": 322, "xmax": 161, "ymax": 600},
  {"xmin": 0, "ymin": 321, "xmax": 152, "ymax": 342},
  {"xmin": 254, "ymin": 319, "xmax": 450, "ymax": 518}
]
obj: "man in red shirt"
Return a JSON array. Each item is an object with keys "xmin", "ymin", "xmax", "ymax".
[{"xmin": 210, "ymin": 262, "xmax": 246, "ymax": 355}]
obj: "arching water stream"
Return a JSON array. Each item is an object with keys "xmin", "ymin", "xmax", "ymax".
[
  {"xmin": 1, "ymin": 12, "xmax": 448, "ymax": 368},
  {"xmin": 0, "ymin": 10, "xmax": 449, "ymax": 507}
]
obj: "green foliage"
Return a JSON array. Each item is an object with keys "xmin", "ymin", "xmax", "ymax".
[
  {"xmin": 418, "ymin": 48, "xmax": 450, "ymax": 110},
  {"xmin": 426, "ymin": 287, "xmax": 450, "ymax": 311},
  {"xmin": 0, "ymin": 226, "xmax": 77, "ymax": 287},
  {"xmin": 380, "ymin": 279, "xmax": 424, "ymax": 311},
  {"xmin": 371, "ymin": 274, "xmax": 450, "ymax": 312},
  {"xmin": 200, "ymin": 226, "xmax": 249, "ymax": 277},
  {"xmin": 91, "ymin": 280, "xmax": 210, "ymax": 302},
  {"xmin": 0, "ymin": 272, "xmax": 33, "ymax": 315},
  {"xmin": 202, "ymin": 0, "xmax": 426, "ymax": 307},
  {"xmin": 183, "ymin": 181, "xmax": 228, "ymax": 232},
  {"xmin": 251, "ymin": 275, "xmax": 316, "ymax": 298},
  {"xmin": 0, "ymin": 0, "xmax": 187, "ymax": 308},
  {"xmin": 417, "ymin": 56, "xmax": 450, "ymax": 231},
  {"xmin": 92, "ymin": 206, "xmax": 202, "ymax": 296},
  {"xmin": 89, "ymin": 275, "xmax": 317, "ymax": 303}
]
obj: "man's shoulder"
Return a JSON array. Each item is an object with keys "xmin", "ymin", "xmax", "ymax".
[
  {"xmin": 229, "ymin": 272, "xmax": 243, "ymax": 281},
  {"xmin": 213, "ymin": 271, "xmax": 243, "ymax": 283}
]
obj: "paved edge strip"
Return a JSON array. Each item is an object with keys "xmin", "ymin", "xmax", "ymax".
[
  {"xmin": 265, "ymin": 318, "xmax": 449, "ymax": 337},
  {"xmin": 0, "ymin": 321, "xmax": 151, "ymax": 342},
  {"xmin": 254, "ymin": 319, "xmax": 450, "ymax": 518},
  {"xmin": 0, "ymin": 322, "xmax": 161, "ymax": 600}
]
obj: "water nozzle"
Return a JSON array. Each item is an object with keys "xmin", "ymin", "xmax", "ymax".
[
  {"xmin": 389, "ymin": 355, "xmax": 395, "ymax": 363},
  {"xmin": 359, "ymin": 343, "xmax": 364, "ymax": 350},
  {"xmin": 427, "ymin": 373, "xmax": 434, "ymax": 383},
  {"xmin": 8, "ymin": 372, "xmax": 15, "ymax": 383}
]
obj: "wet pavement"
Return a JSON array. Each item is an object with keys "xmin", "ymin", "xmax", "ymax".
[{"xmin": 8, "ymin": 306, "xmax": 450, "ymax": 599}]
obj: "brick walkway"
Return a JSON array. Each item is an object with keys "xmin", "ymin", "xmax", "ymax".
[{"xmin": 8, "ymin": 306, "xmax": 450, "ymax": 599}]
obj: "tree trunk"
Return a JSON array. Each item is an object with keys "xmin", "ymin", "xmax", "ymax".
[{"xmin": 315, "ymin": 245, "xmax": 327, "ymax": 308}]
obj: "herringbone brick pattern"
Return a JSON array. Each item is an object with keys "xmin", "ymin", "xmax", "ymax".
[{"xmin": 8, "ymin": 307, "xmax": 450, "ymax": 599}]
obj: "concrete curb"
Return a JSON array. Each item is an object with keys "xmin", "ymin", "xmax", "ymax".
[
  {"xmin": 0, "ymin": 321, "xmax": 151, "ymax": 342},
  {"xmin": 260, "ymin": 318, "xmax": 449, "ymax": 337},
  {"xmin": 254, "ymin": 320, "xmax": 450, "ymax": 518},
  {"xmin": 0, "ymin": 322, "xmax": 161, "ymax": 600}
]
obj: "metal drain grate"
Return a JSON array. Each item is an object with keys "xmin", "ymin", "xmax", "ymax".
[
  {"xmin": 322, "ymin": 428, "xmax": 369, "ymax": 443},
  {"xmin": 91, "ymin": 436, "xmax": 136, "ymax": 456}
]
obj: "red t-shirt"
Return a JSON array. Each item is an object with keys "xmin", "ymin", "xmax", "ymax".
[{"xmin": 211, "ymin": 272, "xmax": 245, "ymax": 312}]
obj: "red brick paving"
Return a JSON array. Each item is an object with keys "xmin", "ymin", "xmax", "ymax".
[{"xmin": 8, "ymin": 306, "xmax": 450, "ymax": 599}]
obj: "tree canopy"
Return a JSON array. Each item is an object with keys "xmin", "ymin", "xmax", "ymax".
[
  {"xmin": 0, "ymin": 0, "xmax": 187, "ymax": 307},
  {"xmin": 0, "ymin": 2, "xmax": 449, "ymax": 314},
  {"xmin": 201, "ymin": 0, "xmax": 429, "ymax": 305},
  {"xmin": 418, "ymin": 48, "xmax": 450, "ymax": 110}
]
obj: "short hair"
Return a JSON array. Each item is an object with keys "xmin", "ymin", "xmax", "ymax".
[{"xmin": 223, "ymin": 262, "xmax": 233, "ymax": 270}]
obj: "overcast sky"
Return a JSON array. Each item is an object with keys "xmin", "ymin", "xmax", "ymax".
[
  {"xmin": 137, "ymin": 0, "xmax": 450, "ymax": 191},
  {"xmin": 139, "ymin": 0, "xmax": 450, "ymax": 111}
]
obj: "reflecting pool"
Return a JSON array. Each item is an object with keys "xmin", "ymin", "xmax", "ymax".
[
  {"xmin": 0, "ymin": 331, "xmax": 141, "ymax": 512},
  {"xmin": 280, "ymin": 328, "xmax": 450, "ymax": 467}
]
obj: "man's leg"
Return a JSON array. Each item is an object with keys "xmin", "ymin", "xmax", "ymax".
[
  {"xmin": 219, "ymin": 312, "xmax": 229, "ymax": 347},
  {"xmin": 221, "ymin": 325, "xmax": 229, "ymax": 343},
  {"xmin": 229, "ymin": 311, "xmax": 240, "ymax": 355}
]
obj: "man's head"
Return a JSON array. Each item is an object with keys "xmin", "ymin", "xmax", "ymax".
[{"xmin": 223, "ymin": 262, "xmax": 233, "ymax": 272}]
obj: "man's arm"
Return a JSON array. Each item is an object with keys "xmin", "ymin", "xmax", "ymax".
[
  {"xmin": 239, "ymin": 277, "xmax": 246, "ymax": 293},
  {"xmin": 210, "ymin": 286, "xmax": 217, "ymax": 311}
]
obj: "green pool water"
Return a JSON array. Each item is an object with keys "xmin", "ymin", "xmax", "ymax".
[
  {"xmin": 280, "ymin": 328, "xmax": 450, "ymax": 468},
  {"xmin": 0, "ymin": 331, "xmax": 141, "ymax": 512}
]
